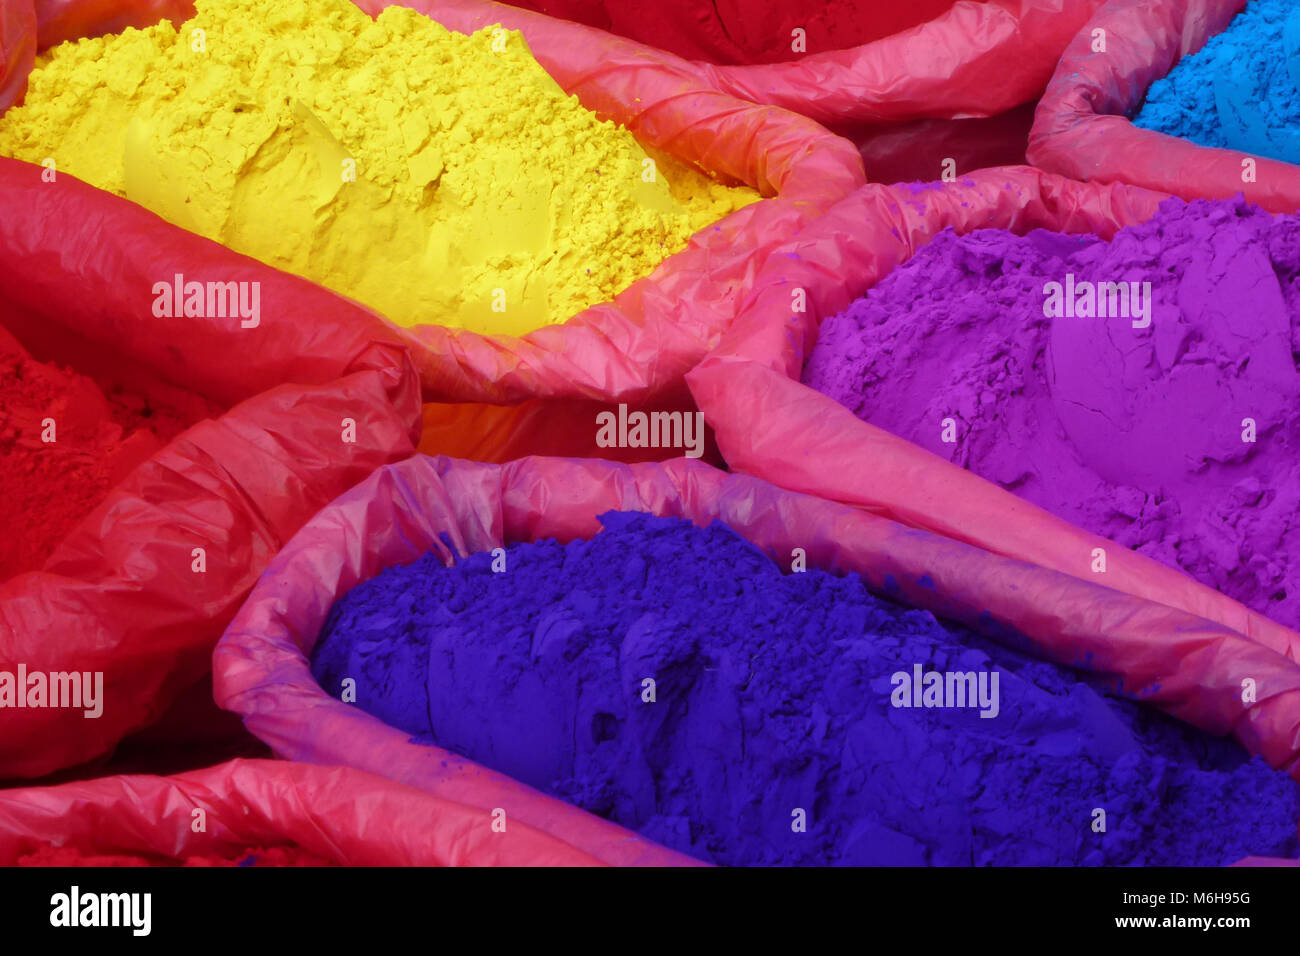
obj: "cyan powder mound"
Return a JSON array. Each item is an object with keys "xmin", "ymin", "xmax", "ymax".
[
  {"xmin": 803, "ymin": 196, "xmax": 1300, "ymax": 630},
  {"xmin": 1134, "ymin": 0, "xmax": 1300, "ymax": 164},
  {"xmin": 310, "ymin": 510, "xmax": 1300, "ymax": 866}
]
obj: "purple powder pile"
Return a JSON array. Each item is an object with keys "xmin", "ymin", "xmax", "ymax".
[
  {"xmin": 803, "ymin": 196, "xmax": 1300, "ymax": 630},
  {"xmin": 310, "ymin": 510, "xmax": 1300, "ymax": 866}
]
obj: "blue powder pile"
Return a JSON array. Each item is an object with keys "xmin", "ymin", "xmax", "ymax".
[
  {"xmin": 310, "ymin": 511, "xmax": 1300, "ymax": 866},
  {"xmin": 1134, "ymin": 0, "xmax": 1300, "ymax": 163}
]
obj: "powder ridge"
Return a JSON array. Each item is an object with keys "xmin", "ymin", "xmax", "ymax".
[
  {"xmin": 1134, "ymin": 0, "xmax": 1300, "ymax": 164},
  {"xmin": 0, "ymin": 0, "xmax": 756, "ymax": 335},
  {"xmin": 310, "ymin": 510, "xmax": 1300, "ymax": 866},
  {"xmin": 803, "ymin": 196, "xmax": 1300, "ymax": 630}
]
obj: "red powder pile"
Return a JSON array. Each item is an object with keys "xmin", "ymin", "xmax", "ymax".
[
  {"xmin": 507, "ymin": 0, "xmax": 971, "ymax": 64},
  {"xmin": 0, "ymin": 325, "xmax": 209, "ymax": 581},
  {"xmin": 18, "ymin": 842, "xmax": 337, "ymax": 867}
]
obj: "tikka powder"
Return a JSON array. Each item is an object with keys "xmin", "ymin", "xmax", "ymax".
[
  {"xmin": 803, "ymin": 197, "xmax": 1300, "ymax": 630},
  {"xmin": 310, "ymin": 511, "xmax": 1300, "ymax": 866},
  {"xmin": 0, "ymin": 0, "xmax": 757, "ymax": 335},
  {"xmin": 0, "ymin": 325, "xmax": 201, "ymax": 581},
  {"xmin": 1134, "ymin": 0, "xmax": 1300, "ymax": 165}
]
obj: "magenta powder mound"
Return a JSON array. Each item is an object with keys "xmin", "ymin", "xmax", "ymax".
[
  {"xmin": 803, "ymin": 196, "xmax": 1300, "ymax": 630},
  {"xmin": 309, "ymin": 511, "xmax": 1300, "ymax": 866}
]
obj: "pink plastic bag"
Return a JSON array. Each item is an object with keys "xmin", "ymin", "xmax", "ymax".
[
  {"xmin": 212, "ymin": 454, "xmax": 1300, "ymax": 869},
  {"xmin": 694, "ymin": 0, "xmax": 1107, "ymax": 126},
  {"xmin": 1026, "ymin": 0, "xmax": 1300, "ymax": 212},
  {"xmin": 0, "ymin": 758, "xmax": 615, "ymax": 865},
  {"xmin": 493, "ymin": 1, "xmax": 1078, "ymax": 185},
  {"xmin": 504, "ymin": 0, "xmax": 970, "ymax": 65},
  {"xmin": 837, "ymin": 103, "xmax": 1037, "ymax": 186},
  {"xmin": 496, "ymin": 0, "xmax": 1106, "ymax": 127}
]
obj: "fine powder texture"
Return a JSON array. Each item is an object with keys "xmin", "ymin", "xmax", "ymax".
[
  {"xmin": 17, "ymin": 843, "xmax": 336, "ymax": 866},
  {"xmin": 0, "ymin": 326, "xmax": 200, "ymax": 581},
  {"xmin": 1134, "ymin": 0, "xmax": 1300, "ymax": 164},
  {"xmin": 0, "ymin": 0, "xmax": 756, "ymax": 335},
  {"xmin": 310, "ymin": 511, "xmax": 1300, "ymax": 866},
  {"xmin": 507, "ymin": 0, "xmax": 968, "ymax": 65},
  {"xmin": 803, "ymin": 196, "xmax": 1300, "ymax": 630}
]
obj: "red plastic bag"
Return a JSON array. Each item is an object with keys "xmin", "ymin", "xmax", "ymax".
[
  {"xmin": 686, "ymin": 166, "xmax": 1300, "ymax": 666},
  {"xmin": 504, "ymin": 0, "xmax": 968, "ymax": 66},
  {"xmin": 490, "ymin": 0, "xmax": 1104, "ymax": 128},
  {"xmin": 0, "ymin": 163, "xmax": 419, "ymax": 408},
  {"xmin": 1025, "ymin": 0, "xmax": 1300, "ymax": 213},
  {"xmin": 0, "ymin": 758, "xmax": 620, "ymax": 865},
  {"xmin": 0, "ymin": 0, "xmax": 34, "ymax": 111},
  {"xmin": 0, "ymin": 365, "xmax": 421, "ymax": 781},
  {"xmin": 6, "ymin": 0, "xmax": 864, "ymax": 411},
  {"xmin": 0, "ymin": 162, "xmax": 423, "ymax": 780},
  {"xmin": 834, "ymin": 103, "xmax": 1037, "ymax": 186},
  {"xmin": 213, "ymin": 454, "xmax": 1300, "ymax": 869},
  {"xmin": 699, "ymin": 0, "xmax": 1107, "ymax": 127}
]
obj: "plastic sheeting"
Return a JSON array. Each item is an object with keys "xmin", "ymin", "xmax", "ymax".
[
  {"xmin": 836, "ymin": 104, "xmax": 1037, "ymax": 186},
  {"xmin": 0, "ymin": 162, "xmax": 419, "ymax": 408},
  {"xmin": 0, "ymin": 363, "xmax": 420, "ymax": 781},
  {"xmin": 686, "ymin": 166, "xmax": 1300, "ymax": 701},
  {"xmin": 693, "ymin": 0, "xmax": 1107, "ymax": 126},
  {"xmin": 504, "ymin": 0, "xmax": 967, "ymax": 65},
  {"xmin": 498, "ymin": 0, "xmax": 1104, "ymax": 127},
  {"xmin": 0, "ymin": 759, "xmax": 616, "ymax": 865},
  {"xmin": 213, "ymin": 454, "xmax": 1300, "ymax": 870},
  {"xmin": 0, "ymin": 161, "xmax": 423, "ymax": 780},
  {"xmin": 2, "ymin": 0, "xmax": 865, "ymax": 409},
  {"xmin": 0, "ymin": 0, "xmax": 32, "ymax": 110},
  {"xmin": 1025, "ymin": 0, "xmax": 1300, "ymax": 213}
]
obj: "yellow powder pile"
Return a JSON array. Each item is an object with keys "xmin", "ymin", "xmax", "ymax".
[{"xmin": 0, "ymin": 0, "xmax": 758, "ymax": 335}]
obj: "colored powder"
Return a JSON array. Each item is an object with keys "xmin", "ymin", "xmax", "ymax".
[
  {"xmin": 310, "ymin": 511, "xmax": 1300, "ymax": 866},
  {"xmin": 0, "ymin": 0, "xmax": 756, "ymax": 336},
  {"xmin": 506, "ymin": 0, "xmax": 969, "ymax": 65},
  {"xmin": 17, "ymin": 843, "xmax": 336, "ymax": 866},
  {"xmin": 0, "ymin": 326, "xmax": 200, "ymax": 581},
  {"xmin": 1134, "ymin": 0, "xmax": 1300, "ymax": 164},
  {"xmin": 803, "ymin": 196, "xmax": 1300, "ymax": 630}
]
